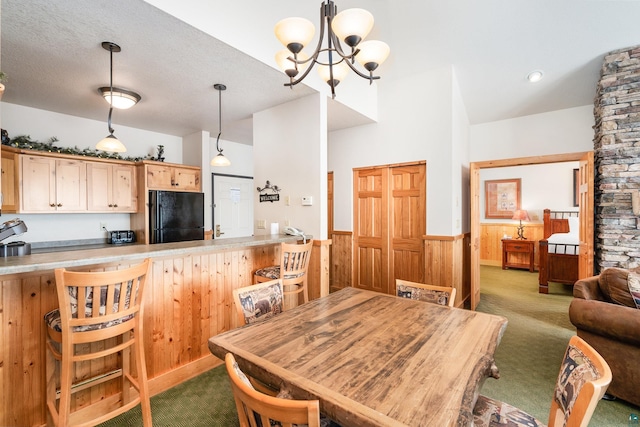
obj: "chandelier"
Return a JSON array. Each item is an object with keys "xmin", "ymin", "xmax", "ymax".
[{"xmin": 274, "ymin": 1, "xmax": 390, "ymax": 99}]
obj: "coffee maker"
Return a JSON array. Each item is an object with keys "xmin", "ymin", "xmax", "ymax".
[{"xmin": 0, "ymin": 218, "xmax": 31, "ymax": 257}]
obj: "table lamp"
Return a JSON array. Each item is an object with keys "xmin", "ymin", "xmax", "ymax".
[{"xmin": 512, "ymin": 209, "xmax": 530, "ymax": 240}]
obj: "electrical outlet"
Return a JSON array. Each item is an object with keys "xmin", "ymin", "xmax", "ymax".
[
  {"xmin": 100, "ymin": 222, "xmax": 107, "ymax": 231},
  {"xmin": 284, "ymin": 219, "xmax": 290, "ymax": 227},
  {"xmin": 257, "ymin": 219, "xmax": 266, "ymax": 229}
]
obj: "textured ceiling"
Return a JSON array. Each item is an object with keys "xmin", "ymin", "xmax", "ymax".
[{"xmin": 2, "ymin": 0, "xmax": 640, "ymax": 145}]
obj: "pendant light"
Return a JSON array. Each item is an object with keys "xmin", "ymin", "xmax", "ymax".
[
  {"xmin": 210, "ymin": 83, "xmax": 231, "ymax": 167},
  {"xmin": 96, "ymin": 42, "xmax": 127, "ymax": 153}
]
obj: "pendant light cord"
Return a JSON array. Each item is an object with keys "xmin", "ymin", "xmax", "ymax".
[
  {"xmin": 107, "ymin": 44, "xmax": 115, "ymax": 135},
  {"xmin": 215, "ymin": 84, "xmax": 224, "ymax": 153}
]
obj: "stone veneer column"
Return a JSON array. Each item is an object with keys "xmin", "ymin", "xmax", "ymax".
[{"xmin": 593, "ymin": 44, "xmax": 640, "ymax": 270}]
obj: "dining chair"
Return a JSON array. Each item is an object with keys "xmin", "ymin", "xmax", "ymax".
[
  {"xmin": 44, "ymin": 258, "xmax": 153, "ymax": 427},
  {"xmin": 254, "ymin": 240, "xmax": 313, "ymax": 309},
  {"xmin": 225, "ymin": 352, "xmax": 321, "ymax": 427},
  {"xmin": 395, "ymin": 279, "xmax": 457, "ymax": 308},
  {"xmin": 473, "ymin": 335, "xmax": 612, "ymax": 427},
  {"xmin": 233, "ymin": 279, "xmax": 284, "ymax": 326}
]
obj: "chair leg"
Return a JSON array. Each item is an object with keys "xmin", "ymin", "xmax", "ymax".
[
  {"xmin": 45, "ymin": 338, "xmax": 59, "ymax": 427},
  {"xmin": 302, "ymin": 277, "xmax": 309, "ymax": 303},
  {"xmin": 58, "ymin": 341, "xmax": 75, "ymax": 427},
  {"xmin": 134, "ymin": 327, "xmax": 153, "ymax": 427}
]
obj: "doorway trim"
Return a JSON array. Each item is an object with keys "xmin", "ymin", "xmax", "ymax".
[{"xmin": 470, "ymin": 152, "xmax": 593, "ymax": 309}]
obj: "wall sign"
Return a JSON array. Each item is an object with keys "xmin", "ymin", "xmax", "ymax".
[{"xmin": 260, "ymin": 194, "xmax": 280, "ymax": 203}]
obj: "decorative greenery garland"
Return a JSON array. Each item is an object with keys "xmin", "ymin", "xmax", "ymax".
[{"xmin": 1, "ymin": 135, "xmax": 161, "ymax": 162}]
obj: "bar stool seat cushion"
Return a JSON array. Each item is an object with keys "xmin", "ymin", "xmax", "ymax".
[
  {"xmin": 254, "ymin": 265, "xmax": 305, "ymax": 281},
  {"xmin": 44, "ymin": 308, "xmax": 134, "ymax": 333}
]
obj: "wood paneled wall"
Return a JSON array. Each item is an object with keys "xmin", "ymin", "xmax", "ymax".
[
  {"xmin": 480, "ymin": 222, "xmax": 544, "ymax": 268},
  {"xmin": 330, "ymin": 231, "xmax": 352, "ymax": 292},
  {"xmin": 0, "ymin": 240, "xmax": 333, "ymax": 427},
  {"xmin": 329, "ymin": 231, "xmax": 471, "ymax": 308}
]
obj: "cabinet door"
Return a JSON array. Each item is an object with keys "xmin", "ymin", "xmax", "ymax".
[
  {"xmin": 146, "ymin": 164, "xmax": 173, "ymax": 190},
  {"xmin": 21, "ymin": 155, "xmax": 56, "ymax": 212},
  {"xmin": 1, "ymin": 153, "xmax": 18, "ymax": 212},
  {"xmin": 111, "ymin": 163, "xmax": 136, "ymax": 211},
  {"xmin": 55, "ymin": 159, "xmax": 87, "ymax": 211},
  {"xmin": 87, "ymin": 162, "xmax": 112, "ymax": 211},
  {"xmin": 173, "ymin": 167, "xmax": 200, "ymax": 191}
]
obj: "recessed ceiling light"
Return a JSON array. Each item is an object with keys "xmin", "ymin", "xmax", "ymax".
[{"xmin": 527, "ymin": 70, "xmax": 544, "ymax": 83}]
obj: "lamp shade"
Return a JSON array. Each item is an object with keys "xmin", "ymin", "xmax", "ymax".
[
  {"xmin": 275, "ymin": 49, "xmax": 309, "ymax": 75},
  {"xmin": 512, "ymin": 210, "xmax": 530, "ymax": 221},
  {"xmin": 355, "ymin": 40, "xmax": 390, "ymax": 71},
  {"xmin": 210, "ymin": 152, "xmax": 231, "ymax": 167},
  {"xmin": 99, "ymin": 87, "xmax": 141, "ymax": 109},
  {"xmin": 274, "ymin": 17, "xmax": 315, "ymax": 53},
  {"xmin": 96, "ymin": 134, "xmax": 126, "ymax": 153},
  {"xmin": 317, "ymin": 60, "xmax": 350, "ymax": 85},
  {"xmin": 331, "ymin": 8, "xmax": 374, "ymax": 47}
]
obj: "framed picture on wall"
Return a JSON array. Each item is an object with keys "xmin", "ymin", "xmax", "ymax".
[
  {"xmin": 573, "ymin": 168, "xmax": 579, "ymax": 207},
  {"xmin": 485, "ymin": 178, "xmax": 521, "ymax": 219}
]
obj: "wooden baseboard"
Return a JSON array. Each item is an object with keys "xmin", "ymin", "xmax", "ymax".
[{"xmin": 148, "ymin": 355, "xmax": 223, "ymax": 396}]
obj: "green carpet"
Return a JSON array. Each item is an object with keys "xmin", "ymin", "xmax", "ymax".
[
  {"xmin": 99, "ymin": 266, "xmax": 638, "ymax": 426},
  {"xmin": 477, "ymin": 265, "xmax": 637, "ymax": 426}
]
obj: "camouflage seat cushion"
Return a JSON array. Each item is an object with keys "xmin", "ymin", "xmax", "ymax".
[
  {"xmin": 473, "ymin": 395, "xmax": 545, "ymax": 427},
  {"xmin": 254, "ymin": 266, "xmax": 305, "ymax": 280}
]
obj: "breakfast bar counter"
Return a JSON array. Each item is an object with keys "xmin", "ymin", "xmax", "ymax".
[{"xmin": 0, "ymin": 234, "xmax": 328, "ymax": 427}]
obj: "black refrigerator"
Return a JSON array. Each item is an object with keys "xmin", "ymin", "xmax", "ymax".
[{"xmin": 149, "ymin": 190, "xmax": 205, "ymax": 244}]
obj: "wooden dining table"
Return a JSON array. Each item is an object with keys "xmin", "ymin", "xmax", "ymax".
[{"xmin": 208, "ymin": 287, "xmax": 507, "ymax": 427}]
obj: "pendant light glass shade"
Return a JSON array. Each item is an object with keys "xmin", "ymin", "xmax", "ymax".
[
  {"xmin": 99, "ymin": 86, "xmax": 141, "ymax": 109},
  {"xmin": 274, "ymin": 17, "xmax": 315, "ymax": 53},
  {"xmin": 210, "ymin": 152, "xmax": 231, "ymax": 167},
  {"xmin": 96, "ymin": 134, "xmax": 126, "ymax": 152},
  {"xmin": 331, "ymin": 8, "xmax": 374, "ymax": 47}
]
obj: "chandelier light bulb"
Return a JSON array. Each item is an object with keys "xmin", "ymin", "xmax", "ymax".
[
  {"xmin": 355, "ymin": 40, "xmax": 390, "ymax": 72},
  {"xmin": 275, "ymin": 17, "xmax": 315, "ymax": 54},
  {"xmin": 331, "ymin": 8, "xmax": 374, "ymax": 47}
]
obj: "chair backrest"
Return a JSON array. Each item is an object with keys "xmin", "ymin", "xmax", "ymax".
[
  {"xmin": 54, "ymin": 258, "xmax": 151, "ymax": 342},
  {"xmin": 279, "ymin": 240, "xmax": 313, "ymax": 284},
  {"xmin": 225, "ymin": 353, "xmax": 320, "ymax": 427},
  {"xmin": 395, "ymin": 279, "xmax": 456, "ymax": 308},
  {"xmin": 233, "ymin": 279, "xmax": 284, "ymax": 325},
  {"xmin": 548, "ymin": 335, "xmax": 612, "ymax": 427}
]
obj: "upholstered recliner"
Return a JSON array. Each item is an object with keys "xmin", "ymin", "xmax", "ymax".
[{"xmin": 568, "ymin": 267, "xmax": 640, "ymax": 407}]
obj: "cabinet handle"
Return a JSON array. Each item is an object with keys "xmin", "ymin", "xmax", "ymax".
[
  {"xmin": 57, "ymin": 203, "xmax": 62, "ymax": 207},
  {"xmin": 50, "ymin": 203, "xmax": 56, "ymax": 207},
  {"xmin": 113, "ymin": 204, "xmax": 118, "ymax": 207},
  {"xmin": 108, "ymin": 204, "xmax": 113, "ymax": 207}
]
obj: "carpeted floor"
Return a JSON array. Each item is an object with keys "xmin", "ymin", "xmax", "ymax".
[
  {"xmin": 476, "ymin": 265, "xmax": 637, "ymax": 426},
  {"xmin": 99, "ymin": 266, "xmax": 638, "ymax": 426}
]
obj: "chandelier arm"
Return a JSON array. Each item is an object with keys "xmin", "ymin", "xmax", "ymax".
[
  {"xmin": 284, "ymin": 0, "xmax": 329, "ymax": 87},
  {"xmin": 342, "ymin": 59, "xmax": 382, "ymax": 81}
]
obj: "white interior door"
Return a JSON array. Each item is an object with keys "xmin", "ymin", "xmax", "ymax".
[{"xmin": 213, "ymin": 174, "xmax": 253, "ymax": 239}]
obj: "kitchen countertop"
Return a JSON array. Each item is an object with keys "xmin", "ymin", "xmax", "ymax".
[{"xmin": 0, "ymin": 235, "xmax": 304, "ymax": 276}]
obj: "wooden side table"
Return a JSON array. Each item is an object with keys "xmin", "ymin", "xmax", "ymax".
[{"xmin": 502, "ymin": 239, "xmax": 535, "ymax": 272}]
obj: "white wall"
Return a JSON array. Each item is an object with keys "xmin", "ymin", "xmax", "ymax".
[
  {"xmin": 329, "ymin": 66, "xmax": 461, "ymax": 236},
  {"xmin": 480, "ymin": 162, "xmax": 579, "ymax": 225},
  {"xmin": 253, "ymin": 94, "xmax": 327, "ymax": 239},
  {"xmin": 470, "ymin": 105, "xmax": 594, "ymax": 161},
  {"xmin": 1, "ymin": 103, "xmax": 182, "ymax": 243}
]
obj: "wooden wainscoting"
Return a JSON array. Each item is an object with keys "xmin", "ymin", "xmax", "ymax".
[
  {"xmin": 307, "ymin": 239, "xmax": 331, "ymax": 300},
  {"xmin": 480, "ymin": 222, "xmax": 544, "ymax": 268},
  {"xmin": 424, "ymin": 233, "xmax": 471, "ymax": 308},
  {"xmin": 330, "ymin": 231, "xmax": 353, "ymax": 292}
]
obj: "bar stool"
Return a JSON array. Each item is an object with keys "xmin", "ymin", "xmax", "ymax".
[
  {"xmin": 44, "ymin": 258, "xmax": 152, "ymax": 427},
  {"xmin": 254, "ymin": 240, "xmax": 313, "ymax": 309}
]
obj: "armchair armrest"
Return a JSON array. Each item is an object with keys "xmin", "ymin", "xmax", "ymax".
[
  {"xmin": 569, "ymin": 298, "xmax": 640, "ymax": 346},
  {"xmin": 573, "ymin": 276, "xmax": 604, "ymax": 300}
]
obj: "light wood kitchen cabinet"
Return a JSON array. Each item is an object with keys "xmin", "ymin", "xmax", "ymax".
[
  {"xmin": 20, "ymin": 154, "xmax": 87, "ymax": 212},
  {"xmin": 87, "ymin": 162, "xmax": 137, "ymax": 212},
  {"xmin": 146, "ymin": 163, "xmax": 200, "ymax": 192},
  {"xmin": 1, "ymin": 151, "xmax": 18, "ymax": 212}
]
